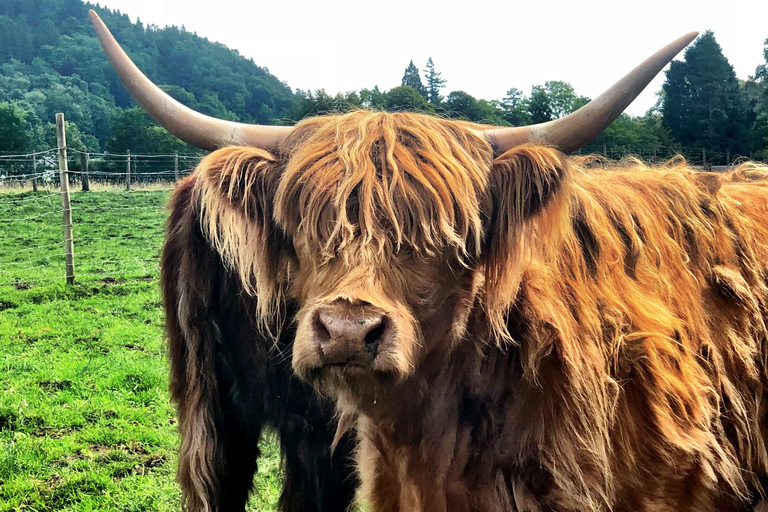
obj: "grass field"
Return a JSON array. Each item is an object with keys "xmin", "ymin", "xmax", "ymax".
[{"xmin": 0, "ymin": 188, "xmax": 282, "ymax": 511}]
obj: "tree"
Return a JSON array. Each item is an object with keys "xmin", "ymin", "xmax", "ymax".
[
  {"xmin": 108, "ymin": 107, "xmax": 188, "ymax": 154},
  {"xmin": 423, "ymin": 58, "xmax": 446, "ymax": 104},
  {"xmin": 749, "ymin": 37, "xmax": 768, "ymax": 159},
  {"xmin": 662, "ymin": 31, "xmax": 751, "ymax": 163},
  {"xmin": 292, "ymin": 89, "xmax": 358, "ymax": 119},
  {"xmin": 590, "ymin": 114, "xmax": 663, "ymax": 157},
  {"xmin": 386, "ymin": 86, "xmax": 431, "ymax": 112},
  {"xmin": 501, "ymin": 87, "xmax": 531, "ymax": 126},
  {"xmin": 544, "ymin": 81, "xmax": 588, "ymax": 119},
  {"xmin": 360, "ymin": 86, "xmax": 388, "ymax": 109},
  {"xmin": 0, "ymin": 102, "xmax": 30, "ymax": 153},
  {"xmin": 33, "ymin": 18, "xmax": 60, "ymax": 49},
  {"xmin": 475, "ymin": 99, "xmax": 508, "ymax": 125},
  {"xmin": 528, "ymin": 85, "xmax": 553, "ymax": 123},
  {"xmin": 401, "ymin": 60, "xmax": 427, "ymax": 99},
  {"xmin": 41, "ymin": 119, "xmax": 99, "ymax": 154},
  {"xmin": 0, "ymin": 15, "xmax": 33, "ymax": 64},
  {"xmin": 444, "ymin": 91, "xmax": 480, "ymax": 120}
]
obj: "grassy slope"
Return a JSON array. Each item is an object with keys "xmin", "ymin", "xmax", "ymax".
[{"xmin": 0, "ymin": 189, "xmax": 281, "ymax": 511}]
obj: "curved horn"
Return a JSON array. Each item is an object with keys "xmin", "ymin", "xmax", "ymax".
[
  {"xmin": 88, "ymin": 10, "xmax": 293, "ymax": 151},
  {"xmin": 485, "ymin": 31, "xmax": 698, "ymax": 155}
]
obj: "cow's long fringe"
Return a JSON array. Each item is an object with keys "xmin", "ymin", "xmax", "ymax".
[{"xmin": 275, "ymin": 111, "xmax": 493, "ymax": 266}]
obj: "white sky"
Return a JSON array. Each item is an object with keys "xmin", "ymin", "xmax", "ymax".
[{"xmin": 92, "ymin": 0, "xmax": 768, "ymax": 116}]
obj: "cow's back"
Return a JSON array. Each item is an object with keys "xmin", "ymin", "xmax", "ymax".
[{"xmin": 510, "ymin": 160, "xmax": 768, "ymax": 511}]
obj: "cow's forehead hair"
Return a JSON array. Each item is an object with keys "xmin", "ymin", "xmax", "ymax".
[{"xmin": 274, "ymin": 110, "xmax": 495, "ymax": 262}]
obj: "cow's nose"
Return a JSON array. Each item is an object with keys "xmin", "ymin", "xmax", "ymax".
[{"xmin": 313, "ymin": 303, "xmax": 387, "ymax": 363}]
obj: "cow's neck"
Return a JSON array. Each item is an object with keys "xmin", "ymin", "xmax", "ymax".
[{"xmin": 353, "ymin": 310, "xmax": 530, "ymax": 512}]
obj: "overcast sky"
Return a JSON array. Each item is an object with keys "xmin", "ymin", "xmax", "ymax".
[{"xmin": 92, "ymin": 0, "xmax": 768, "ymax": 116}]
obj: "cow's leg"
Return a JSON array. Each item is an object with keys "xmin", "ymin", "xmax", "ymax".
[
  {"xmin": 214, "ymin": 407, "xmax": 264, "ymax": 510},
  {"xmin": 277, "ymin": 415, "xmax": 358, "ymax": 512},
  {"xmin": 210, "ymin": 350, "xmax": 267, "ymax": 511}
]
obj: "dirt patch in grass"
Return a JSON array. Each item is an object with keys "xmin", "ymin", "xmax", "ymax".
[
  {"xmin": 39, "ymin": 379, "xmax": 74, "ymax": 392},
  {"xmin": 88, "ymin": 442, "xmax": 168, "ymax": 478},
  {"xmin": 0, "ymin": 299, "xmax": 18, "ymax": 311},
  {"xmin": 32, "ymin": 426, "xmax": 79, "ymax": 439},
  {"xmin": 13, "ymin": 279, "xmax": 31, "ymax": 290},
  {"xmin": 100, "ymin": 276, "xmax": 124, "ymax": 286},
  {"xmin": 0, "ymin": 408, "xmax": 45, "ymax": 432}
]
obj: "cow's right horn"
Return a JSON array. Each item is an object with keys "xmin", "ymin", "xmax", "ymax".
[
  {"xmin": 484, "ymin": 31, "xmax": 698, "ymax": 155},
  {"xmin": 89, "ymin": 10, "xmax": 293, "ymax": 152}
]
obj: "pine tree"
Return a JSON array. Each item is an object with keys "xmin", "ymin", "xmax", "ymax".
[
  {"xmin": 662, "ymin": 31, "xmax": 751, "ymax": 163},
  {"xmin": 401, "ymin": 60, "xmax": 427, "ymax": 99},
  {"xmin": 501, "ymin": 87, "xmax": 531, "ymax": 126},
  {"xmin": 749, "ymin": 37, "xmax": 768, "ymax": 159},
  {"xmin": 423, "ymin": 57, "xmax": 446, "ymax": 104}
]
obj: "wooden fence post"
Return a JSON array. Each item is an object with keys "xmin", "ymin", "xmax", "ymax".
[
  {"xmin": 56, "ymin": 113, "xmax": 75, "ymax": 285},
  {"xmin": 174, "ymin": 151, "xmax": 179, "ymax": 181},
  {"xmin": 726, "ymin": 149, "xmax": 730, "ymax": 168},
  {"xmin": 80, "ymin": 152, "xmax": 90, "ymax": 192},
  {"xmin": 126, "ymin": 150, "xmax": 131, "ymax": 191},
  {"xmin": 32, "ymin": 153, "xmax": 38, "ymax": 192},
  {"xmin": 702, "ymin": 147, "xmax": 707, "ymax": 167}
]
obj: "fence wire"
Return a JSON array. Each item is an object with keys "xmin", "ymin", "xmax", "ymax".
[{"xmin": 0, "ymin": 150, "xmax": 202, "ymax": 288}]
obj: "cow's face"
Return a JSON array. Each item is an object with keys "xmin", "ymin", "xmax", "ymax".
[
  {"xmin": 287, "ymin": 227, "xmax": 484, "ymax": 397},
  {"xmin": 194, "ymin": 111, "xmax": 570, "ymax": 402},
  {"xmin": 274, "ymin": 113, "xmax": 493, "ymax": 398}
]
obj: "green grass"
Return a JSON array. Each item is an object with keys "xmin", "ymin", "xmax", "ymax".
[{"xmin": 0, "ymin": 189, "xmax": 282, "ymax": 511}]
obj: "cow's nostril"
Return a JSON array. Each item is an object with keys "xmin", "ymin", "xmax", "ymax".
[
  {"xmin": 363, "ymin": 318, "xmax": 386, "ymax": 348},
  {"xmin": 313, "ymin": 312, "xmax": 332, "ymax": 344}
]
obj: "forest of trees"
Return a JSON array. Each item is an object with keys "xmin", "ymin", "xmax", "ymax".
[{"xmin": 1, "ymin": 0, "xmax": 767, "ymax": 166}]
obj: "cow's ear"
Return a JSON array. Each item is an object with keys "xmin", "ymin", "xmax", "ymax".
[
  {"xmin": 484, "ymin": 144, "xmax": 571, "ymax": 340},
  {"xmin": 193, "ymin": 146, "xmax": 289, "ymax": 326}
]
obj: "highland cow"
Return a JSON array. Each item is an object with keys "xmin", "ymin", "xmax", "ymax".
[
  {"xmin": 92, "ymin": 10, "xmax": 768, "ymax": 512},
  {"xmin": 191, "ymin": 118, "xmax": 768, "ymax": 512}
]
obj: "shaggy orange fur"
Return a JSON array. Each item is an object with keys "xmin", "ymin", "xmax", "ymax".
[{"xmin": 188, "ymin": 110, "xmax": 768, "ymax": 512}]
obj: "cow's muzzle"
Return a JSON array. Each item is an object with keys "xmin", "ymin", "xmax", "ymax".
[{"xmin": 311, "ymin": 300, "xmax": 392, "ymax": 367}]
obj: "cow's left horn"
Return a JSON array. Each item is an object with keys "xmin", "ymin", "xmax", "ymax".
[
  {"xmin": 88, "ymin": 10, "xmax": 293, "ymax": 151},
  {"xmin": 485, "ymin": 31, "xmax": 698, "ymax": 155}
]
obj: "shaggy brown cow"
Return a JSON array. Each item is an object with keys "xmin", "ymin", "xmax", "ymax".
[
  {"xmin": 91, "ymin": 10, "xmax": 768, "ymax": 512},
  {"xmin": 194, "ymin": 120, "xmax": 768, "ymax": 512}
]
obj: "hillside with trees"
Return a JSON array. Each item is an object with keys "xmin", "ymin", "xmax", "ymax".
[
  {"xmin": 0, "ymin": 0, "xmax": 767, "ymax": 165},
  {"xmin": 0, "ymin": 0, "xmax": 296, "ymax": 154}
]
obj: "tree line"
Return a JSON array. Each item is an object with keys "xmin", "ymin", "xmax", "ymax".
[
  {"xmin": 292, "ymin": 31, "xmax": 768, "ymax": 164},
  {"xmin": 0, "ymin": 0, "xmax": 767, "ymax": 166}
]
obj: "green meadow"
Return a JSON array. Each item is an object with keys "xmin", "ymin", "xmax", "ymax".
[{"xmin": 0, "ymin": 188, "xmax": 282, "ymax": 511}]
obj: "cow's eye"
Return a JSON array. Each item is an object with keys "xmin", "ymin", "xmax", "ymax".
[
  {"xmin": 394, "ymin": 246, "xmax": 415, "ymax": 260},
  {"xmin": 284, "ymin": 239, "xmax": 299, "ymax": 265}
]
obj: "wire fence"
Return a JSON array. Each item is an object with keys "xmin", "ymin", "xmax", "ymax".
[
  {"xmin": 0, "ymin": 130, "xmax": 763, "ymax": 288},
  {"xmin": 0, "ymin": 148, "xmax": 202, "ymax": 191},
  {"xmin": 0, "ymin": 144, "xmax": 202, "ymax": 289}
]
